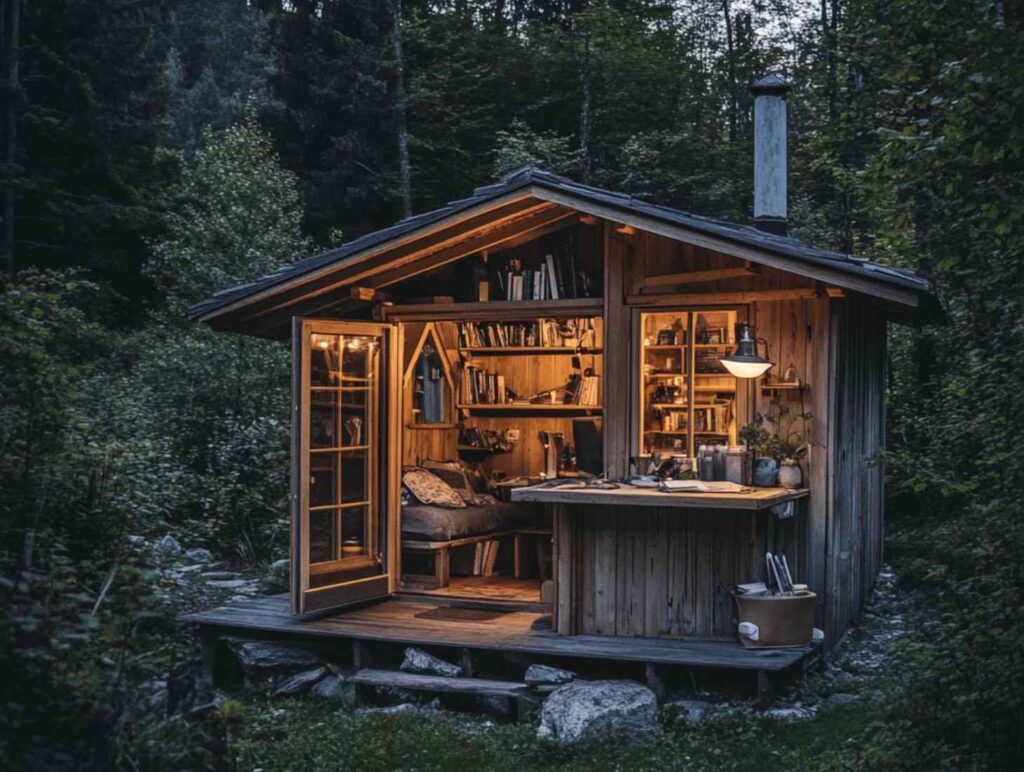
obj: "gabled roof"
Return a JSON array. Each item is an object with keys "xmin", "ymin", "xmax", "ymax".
[{"xmin": 190, "ymin": 166, "xmax": 939, "ymax": 328}]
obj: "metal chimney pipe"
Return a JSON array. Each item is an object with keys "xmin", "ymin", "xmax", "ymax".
[{"xmin": 751, "ymin": 74, "xmax": 791, "ymax": 236}]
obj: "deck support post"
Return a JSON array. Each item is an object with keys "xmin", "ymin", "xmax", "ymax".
[
  {"xmin": 198, "ymin": 629, "xmax": 217, "ymax": 688},
  {"xmin": 756, "ymin": 670, "xmax": 777, "ymax": 706},
  {"xmin": 645, "ymin": 662, "xmax": 666, "ymax": 703},
  {"xmin": 459, "ymin": 648, "xmax": 474, "ymax": 678}
]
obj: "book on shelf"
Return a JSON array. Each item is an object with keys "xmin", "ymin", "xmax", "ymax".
[
  {"xmin": 460, "ymin": 364, "xmax": 509, "ymax": 405},
  {"xmin": 495, "ymin": 245, "xmax": 592, "ymax": 300},
  {"xmin": 458, "ymin": 318, "xmax": 597, "ymax": 350}
]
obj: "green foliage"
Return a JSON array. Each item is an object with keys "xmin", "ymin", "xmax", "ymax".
[{"xmin": 739, "ymin": 405, "xmax": 812, "ymax": 464}]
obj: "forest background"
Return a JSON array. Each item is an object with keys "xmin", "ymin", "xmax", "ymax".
[{"xmin": 0, "ymin": 1, "xmax": 1021, "ymax": 769}]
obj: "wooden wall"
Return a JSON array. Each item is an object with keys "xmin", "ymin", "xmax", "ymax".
[
  {"xmin": 561, "ymin": 504, "xmax": 806, "ymax": 639},
  {"xmin": 823, "ymin": 296, "xmax": 886, "ymax": 644}
]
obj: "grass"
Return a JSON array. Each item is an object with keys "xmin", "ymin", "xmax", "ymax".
[{"xmin": 228, "ymin": 694, "xmax": 895, "ymax": 772}]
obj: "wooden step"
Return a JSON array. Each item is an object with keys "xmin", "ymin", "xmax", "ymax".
[{"xmin": 351, "ymin": 668, "xmax": 529, "ymax": 699}]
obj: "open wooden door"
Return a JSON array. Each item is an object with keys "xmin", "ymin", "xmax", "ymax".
[{"xmin": 291, "ymin": 319, "xmax": 400, "ymax": 614}]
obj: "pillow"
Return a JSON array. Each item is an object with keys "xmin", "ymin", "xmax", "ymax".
[
  {"xmin": 421, "ymin": 460, "xmax": 473, "ymax": 501},
  {"xmin": 420, "ymin": 460, "xmax": 496, "ymax": 506},
  {"xmin": 401, "ymin": 468, "xmax": 466, "ymax": 509}
]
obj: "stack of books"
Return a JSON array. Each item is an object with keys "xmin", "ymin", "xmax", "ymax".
[
  {"xmin": 562, "ymin": 372, "xmax": 601, "ymax": 405},
  {"xmin": 460, "ymin": 365, "xmax": 507, "ymax": 404}
]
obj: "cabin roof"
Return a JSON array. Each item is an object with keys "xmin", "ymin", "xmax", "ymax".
[{"xmin": 189, "ymin": 166, "xmax": 939, "ymax": 328}]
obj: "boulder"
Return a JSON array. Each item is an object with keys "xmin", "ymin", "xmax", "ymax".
[
  {"xmin": 206, "ymin": 579, "xmax": 252, "ymax": 589},
  {"xmin": 537, "ymin": 680, "xmax": 659, "ymax": 745},
  {"xmin": 764, "ymin": 706, "xmax": 816, "ymax": 721},
  {"xmin": 229, "ymin": 640, "xmax": 322, "ymax": 674},
  {"xmin": 311, "ymin": 674, "xmax": 357, "ymax": 707},
  {"xmin": 400, "ymin": 647, "xmax": 462, "ymax": 678},
  {"xmin": 186, "ymin": 547, "xmax": 214, "ymax": 563},
  {"xmin": 274, "ymin": 667, "xmax": 328, "ymax": 696},
  {"xmin": 270, "ymin": 558, "xmax": 290, "ymax": 575},
  {"xmin": 667, "ymin": 699, "xmax": 716, "ymax": 727},
  {"xmin": 154, "ymin": 534, "xmax": 182, "ymax": 557},
  {"xmin": 525, "ymin": 664, "xmax": 575, "ymax": 686}
]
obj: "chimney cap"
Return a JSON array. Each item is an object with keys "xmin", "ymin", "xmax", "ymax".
[{"xmin": 751, "ymin": 74, "xmax": 791, "ymax": 97}]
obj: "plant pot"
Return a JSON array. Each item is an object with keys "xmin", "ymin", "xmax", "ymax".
[
  {"xmin": 734, "ymin": 590, "xmax": 817, "ymax": 648},
  {"xmin": 752, "ymin": 457, "xmax": 778, "ymax": 487},
  {"xmin": 778, "ymin": 463, "xmax": 803, "ymax": 490}
]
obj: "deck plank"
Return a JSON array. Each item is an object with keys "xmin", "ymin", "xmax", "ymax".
[{"xmin": 182, "ymin": 594, "xmax": 811, "ymax": 672}]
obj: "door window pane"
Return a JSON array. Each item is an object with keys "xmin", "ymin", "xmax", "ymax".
[
  {"xmin": 341, "ymin": 450, "xmax": 368, "ymax": 504},
  {"xmin": 310, "ymin": 509, "xmax": 336, "ymax": 564},
  {"xmin": 311, "ymin": 334, "xmax": 340, "ymax": 386},
  {"xmin": 340, "ymin": 390, "xmax": 368, "ymax": 447},
  {"xmin": 309, "ymin": 455, "xmax": 337, "ymax": 508},
  {"xmin": 342, "ymin": 506, "xmax": 368, "ymax": 558},
  {"xmin": 341, "ymin": 336, "xmax": 375, "ymax": 380}
]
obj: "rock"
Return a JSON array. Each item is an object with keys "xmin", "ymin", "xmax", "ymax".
[
  {"xmin": 764, "ymin": 706, "xmax": 816, "ymax": 721},
  {"xmin": 200, "ymin": 570, "xmax": 239, "ymax": 580},
  {"xmin": 667, "ymin": 699, "xmax": 716, "ymax": 727},
  {"xmin": 229, "ymin": 640, "xmax": 322, "ymax": 674},
  {"xmin": 826, "ymin": 692, "xmax": 859, "ymax": 706},
  {"xmin": 186, "ymin": 547, "xmax": 214, "ymax": 563},
  {"xmin": 474, "ymin": 693, "xmax": 514, "ymax": 717},
  {"xmin": 206, "ymin": 579, "xmax": 251, "ymax": 589},
  {"xmin": 525, "ymin": 664, "xmax": 575, "ymax": 686},
  {"xmin": 363, "ymin": 698, "xmax": 441, "ymax": 715},
  {"xmin": 154, "ymin": 534, "xmax": 182, "ymax": 557},
  {"xmin": 311, "ymin": 674, "xmax": 357, "ymax": 707},
  {"xmin": 188, "ymin": 690, "xmax": 229, "ymax": 720},
  {"xmin": 400, "ymin": 647, "xmax": 462, "ymax": 678},
  {"xmin": 537, "ymin": 680, "xmax": 659, "ymax": 745},
  {"xmin": 270, "ymin": 558, "xmax": 290, "ymax": 575},
  {"xmin": 274, "ymin": 667, "xmax": 327, "ymax": 696},
  {"xmin": 147, "ymin": 679, "xmax": 169, "ymax": 714}
]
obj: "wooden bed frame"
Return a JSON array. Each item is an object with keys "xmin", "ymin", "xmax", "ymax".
[{"xmin": 400, "ymin": 527, "xmax": 551, "ymax": 590}]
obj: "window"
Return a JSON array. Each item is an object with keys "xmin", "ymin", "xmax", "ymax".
[{"xmin": 638, "ymin": 309, "xmax": 740, "ymax": 459}]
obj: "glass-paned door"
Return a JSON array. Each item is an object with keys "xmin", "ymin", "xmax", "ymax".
[{"xmin": 292, "ymin": 319, "xmax": 396, "ymax": 614}]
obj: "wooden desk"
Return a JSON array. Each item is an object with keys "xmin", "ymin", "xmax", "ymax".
[
  {"xmin": 511, "ymin": 484, "xmax": 808, "ymax": 511},
  {"xmin": 511, "ymin": 483, "xmax": 810, "ymax": 638}
]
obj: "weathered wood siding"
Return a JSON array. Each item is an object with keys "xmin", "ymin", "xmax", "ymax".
[
  {"xmin": 559, "ymin": 504, "xmax": 806, "ymax": 639},
  {"xmin": 824, "ymin": 297, "xmax": 886, "ymax": 644}
]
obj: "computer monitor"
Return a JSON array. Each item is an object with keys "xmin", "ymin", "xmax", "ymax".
[{"xmin": 572, "ymin": 418, "xmax": 603, "ymax": 477}]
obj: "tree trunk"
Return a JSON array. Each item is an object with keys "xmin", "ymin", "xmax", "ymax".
[
  {"xmin": 389, "ymin": 0, "xmax": 412, "ymax": 219},
  {"xmin": 2, "ymin": 0, "xmax": 19, "ymax": 277},
  {"xmin": 577, "ymin": 26, "xmax": 593, "ymax": 183},
  {"xmin": 722, "ymin": 0, "xmax": 737, "ymax": 142}
]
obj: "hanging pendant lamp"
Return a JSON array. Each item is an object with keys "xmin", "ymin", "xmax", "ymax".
[{"xmin": 721, "ymin": 322, "xmax": 774, "ymax": 379}]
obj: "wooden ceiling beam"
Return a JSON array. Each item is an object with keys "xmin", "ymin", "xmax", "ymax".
[
  {"xmin": 626, "ymin": 288, "xmax": 819, "ymax": 307},
  {"xmin": 642, "ymin": 262, "xmax": 757, "ymax": 290}
]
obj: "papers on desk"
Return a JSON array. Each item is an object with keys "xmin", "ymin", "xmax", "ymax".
[{"xmin": 658, "ymin": 479, "xmax": 753, "ymax": 494}]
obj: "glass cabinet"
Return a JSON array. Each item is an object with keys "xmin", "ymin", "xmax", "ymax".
[{"xmin": 638, "ymin": 309, "xmax": 740, "ymax": 458}]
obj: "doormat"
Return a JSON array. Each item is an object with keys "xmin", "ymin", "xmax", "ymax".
[{"xmin": 414, "ymin": 607, "xmax": 510, "ymax": 623}]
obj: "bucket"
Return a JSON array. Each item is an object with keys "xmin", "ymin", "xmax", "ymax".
[{"xmin": 733, "ymin": 591, "xmax": 816, "ymax": 648}]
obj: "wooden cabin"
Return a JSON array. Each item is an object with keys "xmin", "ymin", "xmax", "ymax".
[{"xmin": 186, "ymin": 81, "xmax": 938, "ymax": 700}]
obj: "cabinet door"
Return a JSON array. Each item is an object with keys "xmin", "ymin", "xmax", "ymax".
[{"xmin": 292, "ymin": 319, "xmax": 398, "ymax": 614}]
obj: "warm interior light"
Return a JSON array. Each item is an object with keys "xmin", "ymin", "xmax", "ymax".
[
  {"xmin": 721, "ymin": 322, "xmax": 774, "ymax": 379},
  {"xmin": 721, "ymin": 359, "xmax": 773, "ymax": 379}
]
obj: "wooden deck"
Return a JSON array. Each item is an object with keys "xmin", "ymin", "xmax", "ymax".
[{"xmin": 183, "ymin": 594, "xmax": 814, "ymax": 673}]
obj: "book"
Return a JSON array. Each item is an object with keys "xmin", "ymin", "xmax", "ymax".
[{"xmin": 545, "ymin": 253, "xmax": 559, "ymax": 299}]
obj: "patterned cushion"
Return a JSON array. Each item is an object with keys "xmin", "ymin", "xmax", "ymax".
[
  {"xmin": 401, "ymin": 468, "xmax": 466, "ymax": 509},
  {"xmin": 421, "ymin": 460, "xmax": 472, "ymax": 499}
]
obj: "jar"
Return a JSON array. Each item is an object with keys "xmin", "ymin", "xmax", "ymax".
[
  {"xmin": 779, "ymin": 462, "xmax": 803, "ymax": 490},
  {"xmin": 725, "ymin": 446, "xmax": 750, "ymax": 485}
]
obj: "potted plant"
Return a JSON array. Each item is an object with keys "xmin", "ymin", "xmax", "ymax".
[{"xmin": 739, "ymin": 405, "xmax": 812, "ymax": 488}]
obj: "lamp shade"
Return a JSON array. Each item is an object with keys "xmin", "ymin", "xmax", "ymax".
[{"xmin": 721, "ymin": 323, "xmax": 774, "ymax": 379}]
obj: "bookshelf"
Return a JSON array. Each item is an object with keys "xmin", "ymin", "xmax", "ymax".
[{"xmin": 638, "ymin": 309, "xmax": 739, "ymax": 457}]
